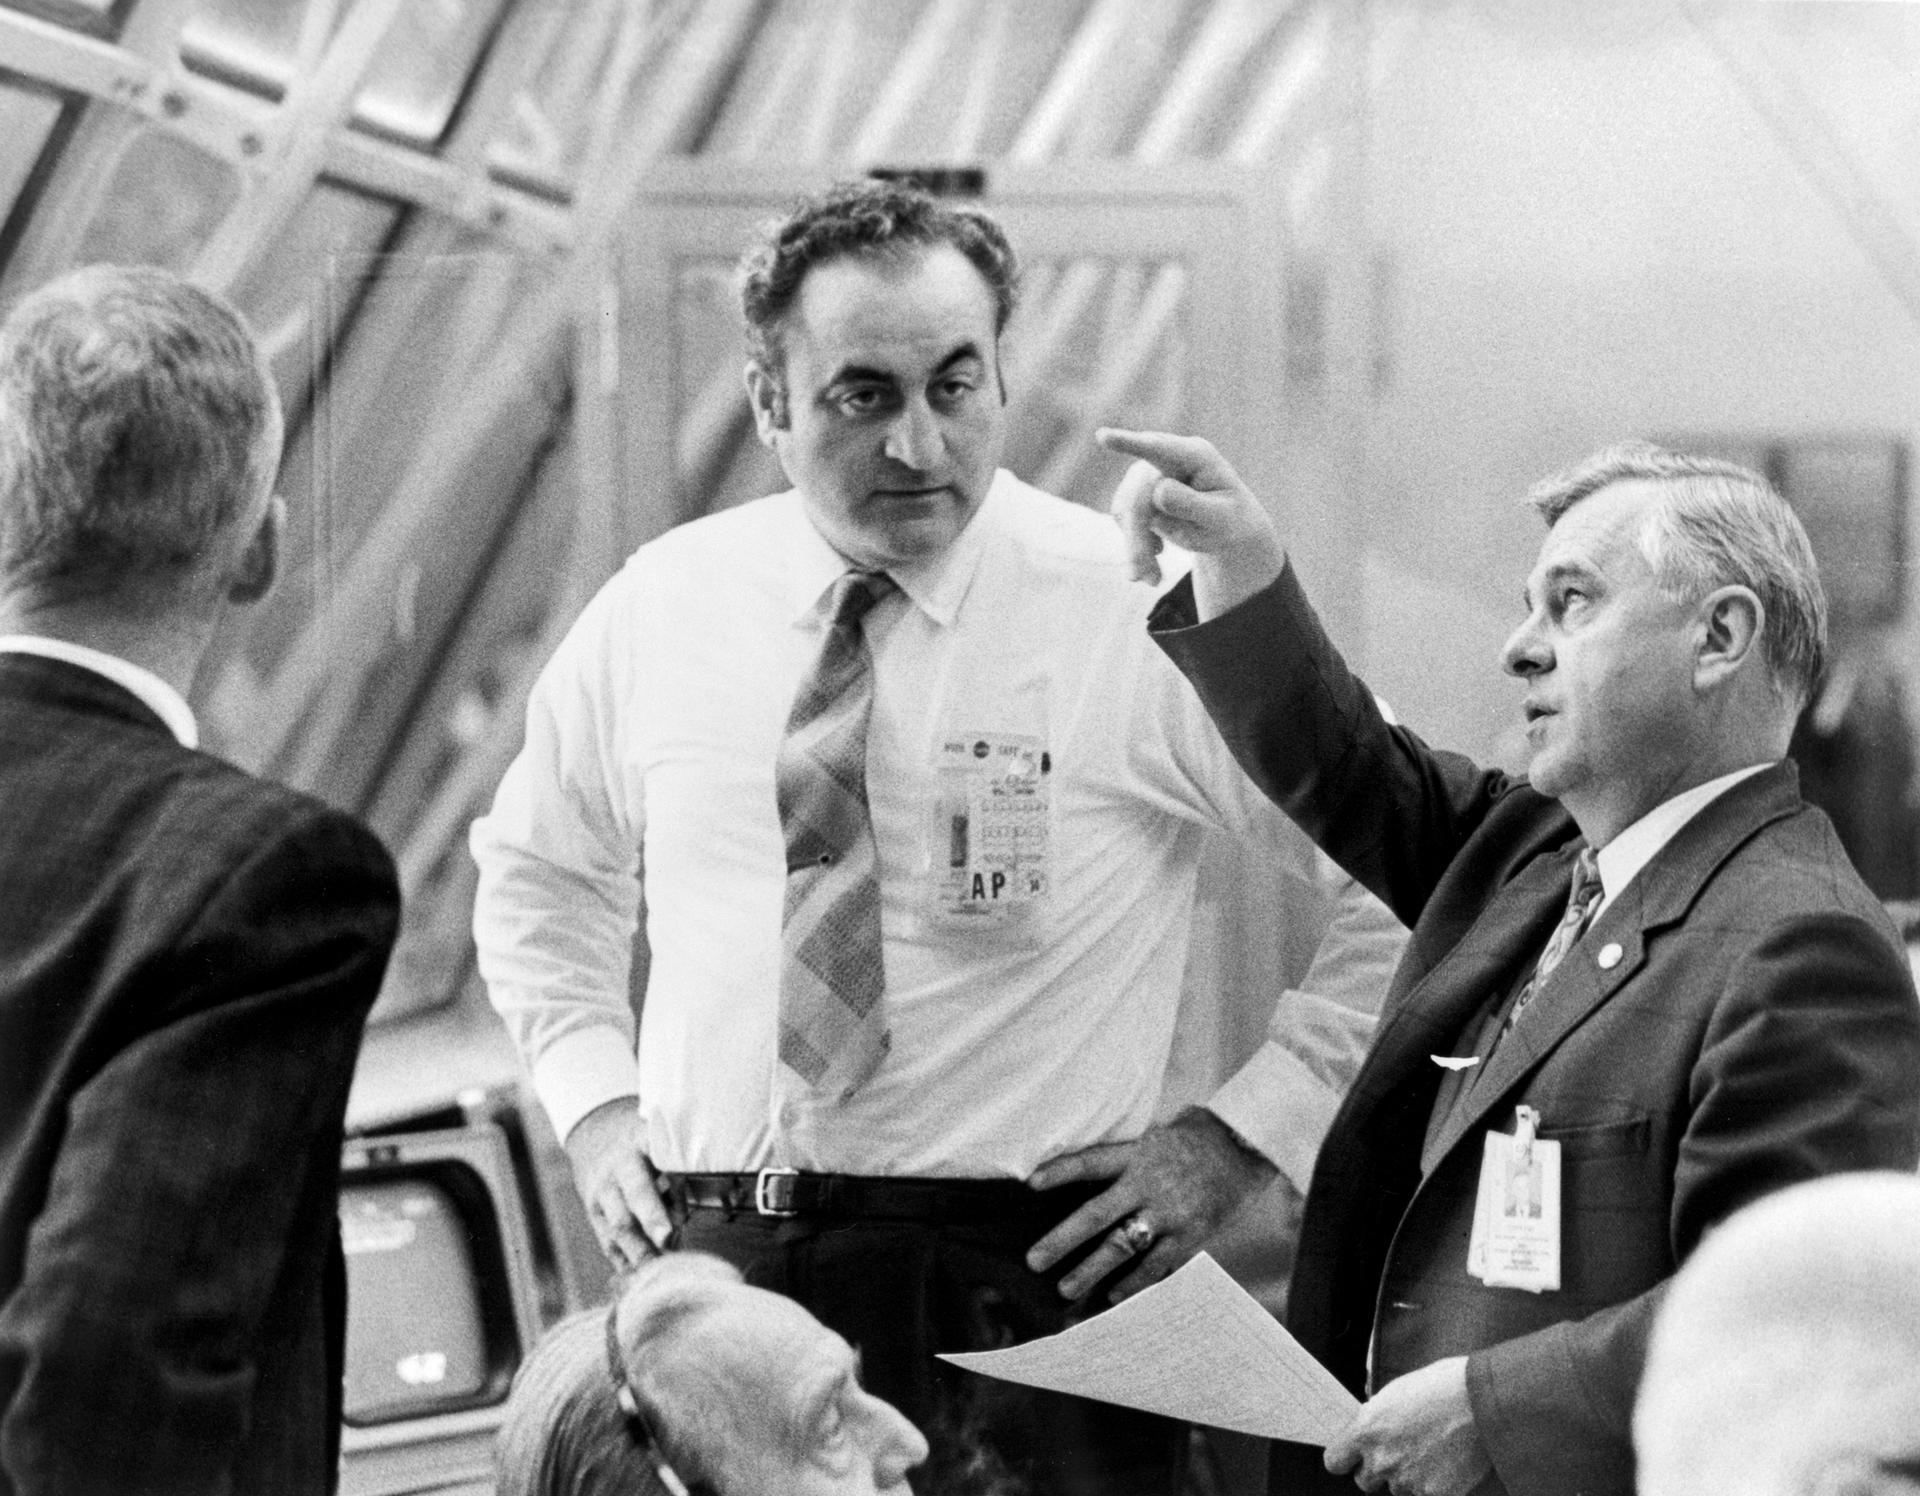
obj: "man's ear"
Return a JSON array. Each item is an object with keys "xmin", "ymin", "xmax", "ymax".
[
  {"xmin": 744, "ymin": 362, "xmax": 787, "ymax": 448},
  {"xmin": 227, "ymin": 492, "xmax": 284, "ymax": 607},
  {"xmin": 1693, "ymin": 584, "xmax": 1764, "ymax": 691}
]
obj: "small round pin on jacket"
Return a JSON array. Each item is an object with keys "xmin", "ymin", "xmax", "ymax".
[{"xmin": 1598, "ymin": 942, "xmax": 1623, "ymax": 970}]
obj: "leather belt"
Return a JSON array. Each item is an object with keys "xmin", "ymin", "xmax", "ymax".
[{"xmin": 656, "ymin": 1168, "xmax": 1056, "ymax": 1224}]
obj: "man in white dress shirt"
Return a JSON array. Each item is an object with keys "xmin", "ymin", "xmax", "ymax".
[{"xmin": 470, "ymin": 179, "xmax": 1403, "ymax": 1494}]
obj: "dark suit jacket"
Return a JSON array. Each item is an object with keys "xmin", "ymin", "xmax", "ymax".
[
  {"xmin": 1153, "ymin": 568, "xmax": 1920, "ymax": 1496},
  {"xmin": 0, "ymin": 654, "xmax": 401, "ymax": 1496}
]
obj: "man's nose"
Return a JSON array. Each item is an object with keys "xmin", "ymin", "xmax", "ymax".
[
  {"xmin": 864, "ymin": 1395, "xmax": 929, "ymax": 1485},
  {"xmin": 1501, "ymin": 615, "xmax": 1550, "ymax": 678},
  {"xmin": 882, "ymin": 397, "xmax": 941, "ymax": 471}
]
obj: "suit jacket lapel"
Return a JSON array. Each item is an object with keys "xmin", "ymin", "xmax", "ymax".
[
  {"xmin": 1426, "ymin": 763, "xmax": 1805, "ymax": 1162},
  {"xmin": 1348, "ymin": 844, "xmax": 1580, "ymax": 1144}
]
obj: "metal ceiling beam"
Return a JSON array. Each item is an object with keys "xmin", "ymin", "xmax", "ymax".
[
  {"xmin": 848, "ymin": 0, "xmax": 975, "ymax": 163},
  {"xmin": 799, "ymin": 0, "xmax": 862, "ymax": 162},
  {"xmin": 0, "ymin": 0, "xmax": 207, "ymax": 302},
  {"xmin": 235, "ymin": 0, "xmax": 764, "ymax": 776},
  {"xmin": 950, "ymin": 0, "xmax": 1014, "ymax": 159},
  {"xmin": 1226, "ymin": 2, "xmax": 1329, "ymax": 164},
  {"xmin": 1135, "ymin": 0, "xmax": 1291, "ymax": 161},
  {"xmin": 0, "ymin": 3, "xmax": 571, "ymax": 259},
  {"xmin": 1009, "ymin": 0, "xmax": 1135, "ymax": 161},
  {"xmin": 1683, "ymin": 0, "xmax": 1920, "ymax": 333},
  {"xmin": 191, "ymin": 0, "xmax": 408, "ymax": 293}
]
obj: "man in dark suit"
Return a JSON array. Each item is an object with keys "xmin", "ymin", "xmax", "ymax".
[
  {"xmin": 0, "ymin": 266, "xmax": 401, "ymax": 1495},
  {"xmin": 1100, "ymin": 429, "xmax": 1920, "ymax": 1496}
]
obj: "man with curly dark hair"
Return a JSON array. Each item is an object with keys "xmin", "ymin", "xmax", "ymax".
[{"xmin": 475, "ymin": 178, "xmax": 1404, "ymax": 1493}]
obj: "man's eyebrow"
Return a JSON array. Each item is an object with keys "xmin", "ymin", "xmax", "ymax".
[
  {"xmin": 823, "ymin": 344, "xmax": 986, "ymax": 390},
  {"xmin": 1525, "ymin": 559, "xmax": 1602, "ymax": 603},
  {"xmin": 787, "ymin": 1351, "xmax": 860, "ymax": 1450},
  {"xmin": 933, "ymin": 343, "xmax": 986, "ymax": 374},
  {"xmin": 823, "ymin": 363, "xmax": 899, "ymax": 388}
]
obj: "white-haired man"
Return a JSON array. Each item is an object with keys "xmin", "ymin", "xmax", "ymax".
[
  {"xmin": 1108, "ymin": 431, "xmax": 1920, "ymax": 1496},
  {"xmin": 1637, "ymin": 1171, "xmax": 1920, "ymax": 1496}
]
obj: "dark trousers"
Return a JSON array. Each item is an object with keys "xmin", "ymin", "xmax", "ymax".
[{"xmin": 672, "ymin": 1188, "xmax": 1186, "ymax": 1496}]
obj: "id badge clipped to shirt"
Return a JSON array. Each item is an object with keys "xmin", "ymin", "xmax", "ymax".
[
  {"xmin": 1466, "ymin": 1104, "xmax": 1562, "ymax": 1293},
  {"xmin": 926, "ymin": 730, "xmax": 1051, "ymax": 929}
]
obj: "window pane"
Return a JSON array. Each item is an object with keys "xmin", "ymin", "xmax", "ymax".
[
  {"xmin": 0, "ymin": 83, "xmax": 63, "ymax": 232},
  {"xmin": 226, "ymin": 182, "xmax": 404, "ymax": 418},
  {"xmin": 180, "ymin": 0, "xmax": 506, "ymax": 149}
]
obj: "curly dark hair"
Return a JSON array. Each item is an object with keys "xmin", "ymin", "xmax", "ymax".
[{"xmin": 738, "ymin": 178, "xmax": 1019, "ymax": 398}]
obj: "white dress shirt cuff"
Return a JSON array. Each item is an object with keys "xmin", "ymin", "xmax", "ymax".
[
  {"xmin": 1207, "ymin": 990, "xmax": 1375, "ymax": 1192},
  {"xmin": 532, "ymin": 1025, "xmax": 641, "ymax": 1144}
]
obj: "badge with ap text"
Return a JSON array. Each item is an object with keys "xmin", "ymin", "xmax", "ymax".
[{"xmin": 927, "ymin": 731, "xmax": 1050, "ymax": 925}]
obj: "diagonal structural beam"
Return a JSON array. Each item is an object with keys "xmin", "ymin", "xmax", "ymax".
[
  {"xmin": 1682, "ymin": 0, "xmax": 1920, "ymax": 333},
  {"xmin": 1009, "ymin": 0, "xmax": 1137, "ymax": 162},
  {"xmin": 848, "ymin": 0, "xmax": 978, "ymax": 163},
  {"xmin": 950, "ymin": 0, "xmax": 1015, "ymax": 160},
  {"xmin": 190, "ymin": 0, "xmax": 407, "ymax": 295},
  {"xmin": 1227, "ymin": 1, "xmax": 1330, "ymax": 164},
  {"xmin": 1135, "ymin": 0, "xmax": 1292, "ymax": 161}
]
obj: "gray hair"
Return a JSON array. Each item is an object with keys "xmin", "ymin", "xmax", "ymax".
[
  {"xmin": 614, "ymin": 1252, "xmax": 747, "ymax": 1489},
  {"xmin": 0, "ymin": 264, "xmax": 280, "ymax": 605},
  {"xmin": 494, "ymin": 1309, "xmax": 667, "ymax": 1496},
  {"xmin": 1527, "ymin": 441, "xmax": 1827, "ymax": 704}
]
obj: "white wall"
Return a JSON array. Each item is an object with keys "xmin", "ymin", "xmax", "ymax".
[{"xmin": 1350, "ymin": 0, "xmax": 1920, "ymax": 763}]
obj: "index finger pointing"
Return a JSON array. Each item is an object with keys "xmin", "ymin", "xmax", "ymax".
[{"xmin": 1096, "ymin": 427, "xmax": 1219, "ymax": 484}]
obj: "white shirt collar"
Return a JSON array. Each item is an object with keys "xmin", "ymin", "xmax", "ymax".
[
  {"xmin": 1592, "ymin": 762, "xmax": 1773, "ymax": 913},
  {"xmin": 0, "ymin": 634, "xmax": 198, "ymax": 747},
  {"xmin": 787, "ymin": 471, "xmax": 1005, "ymax": 628}
]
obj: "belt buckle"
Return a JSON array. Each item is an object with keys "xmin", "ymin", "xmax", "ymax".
[{"xmin": 754, "ymin": 1167, "xmax": 800, "ymax": 1218}]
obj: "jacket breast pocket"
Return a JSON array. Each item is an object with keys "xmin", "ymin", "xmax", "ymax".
[
  {"xmin": 1545, "ymin": 1115, "xmax": 1651, "ymax": 1160},
  {"xmin": 1546, "ymin": 1113, "xmax": 1671, "ymax": 1300}
]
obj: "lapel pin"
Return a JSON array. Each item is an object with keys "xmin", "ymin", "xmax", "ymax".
[{"xmin": 1597, "ymin": 942, "xmax": 1623, "ymax": 970}]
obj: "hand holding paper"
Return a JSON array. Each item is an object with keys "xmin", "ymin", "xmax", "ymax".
[{"xmin": 939, "ymin": 1251, "xmax": 1357, "ymax": 1444}]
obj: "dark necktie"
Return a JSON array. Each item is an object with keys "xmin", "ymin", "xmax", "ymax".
[
  {"xmin": 775, "ymin": 570, "xmax": 897, "ymax": 1100},
  {"xmin": 1425, "ymin": 842, "xmax": 1604, "ymax": 1151},
  {"xmin": 1502, "ymin": 842, "xmax": 1604, "ymax": 1040}
]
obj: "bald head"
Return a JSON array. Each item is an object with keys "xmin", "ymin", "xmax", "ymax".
[{"xmin": 1636, "ymin": 1174, "xmax": 1920, "ymax": 1496}]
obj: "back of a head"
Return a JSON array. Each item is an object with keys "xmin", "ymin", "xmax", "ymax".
[
  {"xmin": 494, "ymin": 1308, "xmax": 677, "ymax": 1496},
  {"xmin": 1636, "ymin": 1173, "xmax": 1920, "ymax": 1496},
  {"xmin": 0, "ymin": 263, "xmax": 279, "ymax": 612}
]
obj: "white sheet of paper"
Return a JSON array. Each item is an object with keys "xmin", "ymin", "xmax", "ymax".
[{"xmin": 938, "ymin": 1251, "xmax": 1358, "ymax": 1444}]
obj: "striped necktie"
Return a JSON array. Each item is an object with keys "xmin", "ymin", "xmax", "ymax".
[
  {"xmin": 1504, "ymin": 842, "xmax": 1604, "ymax": 1037},
  {"xmin": 1427, "ymin": 842, "xmax": 1606, "ymax": 1150},
  {"xmin": 776, "ymin": 570, "xmax": 897, "ymax": 1100}
]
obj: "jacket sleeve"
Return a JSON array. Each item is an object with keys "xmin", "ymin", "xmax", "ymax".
[
  {"xmin": 1150, "ymin": 563, "xmax": 1513, "ymax": 929},
  {"xmin": 0, "ymin": 805, "xmax": 399, "ymax": 1496},
  {"xmin": 1464, "ymin": 906, "xmax": 1920, "ymax": 1496}
]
